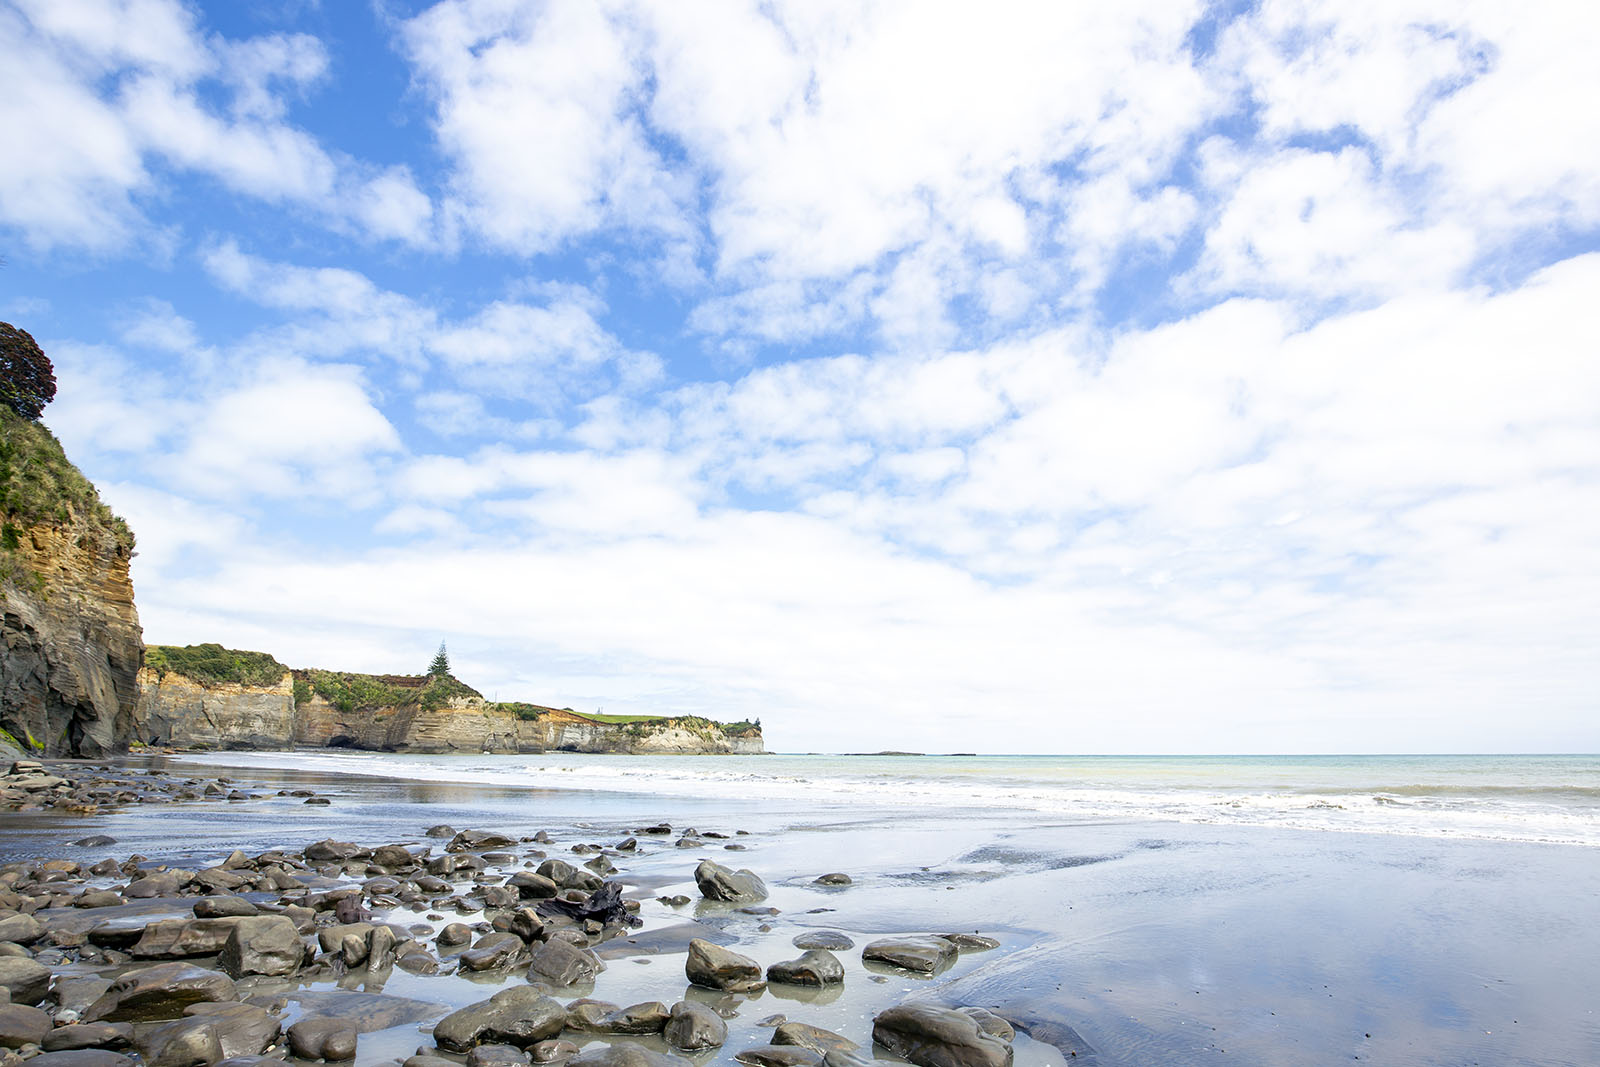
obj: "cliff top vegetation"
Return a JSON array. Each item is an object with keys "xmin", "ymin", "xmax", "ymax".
[
  {"xmin": 0, "ymin": 407, "xmax": 135, "ymax": 557},
  {"xmin": 146, "ymin": 644, "xmax": 289, "ymax": 687}
]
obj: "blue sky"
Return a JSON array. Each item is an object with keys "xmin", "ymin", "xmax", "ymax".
[{"xmin": 3, "ymin": 0, "xmax": 1598, "ymax": 753}]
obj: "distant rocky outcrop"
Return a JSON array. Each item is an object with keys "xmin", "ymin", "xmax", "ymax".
[
  {"xmin": 0, "ymin": 410, "xmax": 142, "ymax": 757},
  {"xmin": 135, "ymin": 648, "xmax": 764, "ymax": 755}
]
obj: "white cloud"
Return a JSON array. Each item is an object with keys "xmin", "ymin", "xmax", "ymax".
[{"xmin": 0, "ymin": 0, "xmax": 433, "ymax": 250}]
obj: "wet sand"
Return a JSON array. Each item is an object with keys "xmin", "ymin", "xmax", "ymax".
[{"xmin": 3, "ymin": 755, "xmax": 1597, "ymax": 1067}]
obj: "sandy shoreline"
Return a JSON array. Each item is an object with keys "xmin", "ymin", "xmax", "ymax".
[{"xmin": 2, "ymin": 755, "xmax": 1597, "ymax": 1066}]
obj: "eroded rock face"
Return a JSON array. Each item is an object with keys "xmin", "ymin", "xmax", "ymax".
[
  {"xmin": 1, "ymin": 523, "xmax": 142, "ymax": 757},
  {"xmin": 131, "ymin": 669, "xmax": 293, "ymax": 750}
]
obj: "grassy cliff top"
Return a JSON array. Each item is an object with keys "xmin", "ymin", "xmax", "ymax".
[
  {"xmin": 0, "ymin": 408, "xmax": 134, "ymax": 554},
  {"xmin": 146, "ymin": 644, "xmax": 290, "ymax": 687},
  {"xmin": 297, "ymin": 668, "xmax": 482, "ymax": 713}
]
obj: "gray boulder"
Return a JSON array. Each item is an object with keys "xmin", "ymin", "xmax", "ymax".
[
  {"xmin": 467, "ymin": 1044, "xmax": 530, "ymax": 1067},
  {"xmin": 773, "ymin": 1022, "xmax": 859, "ymax": 1057},
  {"xmin": 218, "ymin": 916, "xmax": 305, "ymax": 978},
  {"xmin": 525, "ymin": 939, "xmax": 600, "ymax": 987},
  {"xmin": 0, "ymin": 913, "xmax": 44, "ymax": 945},
  {"xmin": 0, "ymin": 1002, "xmax": 52, "ymax": 1049},
  {"xmin": 42, "ymin": 1023, "xmax": 135, "ymax": 1052},
  {"xmin": 182, "ymin": 1003, "xmax": 282, "ymax": 1059},
  {"xmin": 130, "ymin": 919, "xmax": 243, "ymax": 959},
  {"xmin": 693, "ymin": 860, "xmax": 767, "ymax": 902},
  {"xmin": 734, "ymin": 1047, "xmax": 821, "ymax": 1067},
  {"xmin": 288, "ymin": 1016, "xmax": 357, "ymax": 1061},
  {"xmin": 792, "ymin": 931, "xmax": 854, "ymax": 951},
  {"xmin": 85, "ymin": 963, "xmax": 238, "ymax": 1023},
  {"xmin": 0, "ymin": 956, "xmax": 51, "ymax": 1004},
  {"xmin": 871, "ymin": 1004, "xmax": 1013, "ymax": 1067},
  {"xmin": 685, "ymin": 938, "xmax": 765, "ymax": 993},
  {"xmin": 663, "ymin": 1000, "xmax": 726, "ymax": 1051},
  {"xmin": 596, "ymin": 1001, "xmax": 670, "ymax": 1034},
  {"xmin": 28, "ymin": 1053, "xmax": 136, "ymax": 1067},
  {"xmin": 136, "ymin": 1018, "xmax": 223, "ymax": 1067},
  {"xmin": 861, "ymin": 936, "xmax": 957, "ymax": 973},
  {"xmin": 459, "ymin": 932, "xmax": 526, "ymax": 972},
  {"xmin": 565, "ymin": 1045, "xmax": 689, "ymax": 1067},
  {"xmin": 433, "ymin": 987, "xmax": 566, "ymax": 1052},
  {"xmin": 766, "ymin": 949, "xmax": 844, "ymax": 986}
]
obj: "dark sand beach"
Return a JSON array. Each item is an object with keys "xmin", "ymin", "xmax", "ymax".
[{"xmin": 2, "ymin": 755, "xmax": 1597, "ymax": 1067}]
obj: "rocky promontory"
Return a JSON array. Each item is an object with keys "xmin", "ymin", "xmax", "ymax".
[{"xmin": 135, "ymin": 647, "xmax": 764, "ymax": 756}]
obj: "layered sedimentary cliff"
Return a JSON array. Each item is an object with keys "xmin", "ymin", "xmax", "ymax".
[
  {"xmin": 1, "ymin": 411, "xmax": 143, "ymax": 757},
  {"xmin": 134, "ymin": 660, "xmax": 764, "ymax": 755}
]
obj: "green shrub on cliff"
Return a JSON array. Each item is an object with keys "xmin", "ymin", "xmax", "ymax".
[
  {"xmin": 303, "ymin": 669, "xmax": 481, "ymax": 713},
  {"xmin": 0, "ymin": 408, "xmax": 134, "ymax": 555},
  {"xmin": 146, "ymin": 644, "xmax": 289, "ymax": 687}
]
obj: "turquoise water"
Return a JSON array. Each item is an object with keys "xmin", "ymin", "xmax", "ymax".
[{"xmin": 176, "ymin": 750, "xmax": 1600, "ymax": 845}]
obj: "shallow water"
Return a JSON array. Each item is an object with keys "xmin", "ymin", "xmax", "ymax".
[{"xmin": 6, "ymin": 752, "xmax": 1597, "ymax": 1066}]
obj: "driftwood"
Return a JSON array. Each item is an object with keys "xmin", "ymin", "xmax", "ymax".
[{"xmin": 536, "ymin": 881, "xmax": 641, "ymax": 927}]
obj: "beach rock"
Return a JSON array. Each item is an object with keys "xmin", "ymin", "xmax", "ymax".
[
  {"xmin": 693, "ymin": 861, "xmax": 767, "ymax": 903},
  {"xmin": 525, "ymin": 939, "xmax": 601, "ymax": 987},
  {"xmin": 284, "ymin": 991, "xmax": 441, "ymax": 1033},
  {"xmin": 940, "ymin": 934, "xmax": 1000, "ymax": 951},
  {"xmin": 0, "ymin": 958, "xmax": 50, "ymax": 1004},
  {"xmin": 450, "ymin": 831, "xmax": 517, "ymax": 852},
  {"xmin": 123, "ymin": 871, "xmax": 188, "ymax": 899},
  {"xmin": 218, "ymin": 916, "xmax": 305, "ymax": 978},
  {"xmin": 563, "ymin": 1000, "xmax": 618, "ymax": 1031},
  {"xmin": 954, "ymin": 1008, "xmax": 1014, "ymax": 1043},
  {"xmin": 368, "ymin": 925, "xmax": 397, "ymax": 970},
  {"xmin": 564, "ymin": 1045, "xmax": 687, "ymax": 1067},
  {"xmin": 370, "ymin": 846, "xmax": 415, "ymax": 869},
  {"xmin": 42, "ymin": 1024, "xmax": 134, "ymax": 1052},
  {"xmin": 407, "ymin": 1057, "xmax": 460, "ymax": 1067},
  {"xmin": 508, "ymin": 873, "xmax": 559, "ymax": 900},
  {"xmin": 460, "ymin": 932, "xmax": 526, "ymax": 972},
  {"xmin": 597, "ymin": 1001, "xmax": 670, "ymax": 1035},
  {"xmin": 0, "ymin": 1003, "xmax": 51, "ymax": 1048},
  {"xmin": 28, "ymin": 1053, "xmax": 136, "ymax": 1067},
  {"xmin": 425, "ymin": 826, "xmax": 456, "ymax": 838},
  {"xmin": 288, "ymin": 1017, "xmax": 357, "ymax": 1061},
  {"xmin": 861, "ymin": 936, "xmax": 957, "ymax": 973},
  {"xmin": 772, "ymin": 1023, "xmax": 858, "ymax": 1057},
  {"xmin": 735, "ymin": 1046, "xmax": 822, "ymax": 1067},
  {"xmin": 663, "ymin": 1001, "xmax": 726, "ymax": 1051},
  {"xmin": 812, "ymin": 874, "xmax": 852, "ymax": 886},
  {"xmin": 529, "ymin": 1039, "xmax": 579, "ymax": 1063},
  {"xmin": 76, "ymin": 890, "xmax": 123, "ymax": 909},
  {"xmin": 85, "ymin": 963, "xmax": 238, "ymax": 1023},
  {"xmin": 0, "ymin": 915, "xmax": 43, "ymax": 946},
  {"xmin": 791, "ymin": 931, "xmax": 854, "ymax": 951},
  {"xmin": 467, "ymin": 1044, "xmax": 530, "ymax": 1067},
  {"xmin": 871, "ymin": 1005, "xmax": 1013, "ymax": 1067},
  {"xmin": 182, "ymin": 1003, "xmax": 281, "ymax": 1059},
  {"xmin": 432, "ymin": 987, "xmax": 566, "ymax": 1051},
  {"xmin": 130, "ymin": 919, "xmax": 243, "ymax": 959},
  {"xmin": 136, "ymin": 1018, "xmax": 224, "ymax": 1067},
  {"xmin": 193, "ymin": 898, "xmax": 256, "ymax": 920},
  {"xmin": 766, "ymin": 950, "xmax": 844, "ymax": 986},
  {"xmin": 437, "ymin": 923, "xmax": 471, "ymax": 946},
  {"xmin": 506, "ymin": 908, "xmax": 545, "ymax": 943},
  {"xmin": 533, "ymin": 860, "xmax": 578, "ymax": 886},
  {"xmin": 51, "ymin": 977, "xmax": 113, "ymax": 1017},
  {"xmin": 685, "ymin": 938, "xmax": 766, "ymax": 993},
  {"xmin": 303, "ymin": 841, "xmax": 365, "ymax": 863}
]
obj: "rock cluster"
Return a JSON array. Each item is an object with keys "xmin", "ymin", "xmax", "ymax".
[{"xmin": 0, "ymin": 801, "xmax": 1011, "ymax": 1067}]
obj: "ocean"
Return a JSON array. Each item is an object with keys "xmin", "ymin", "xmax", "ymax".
[{"xmin": 167, "ymin": 749, "xmax": 1600, "ymax": 846}]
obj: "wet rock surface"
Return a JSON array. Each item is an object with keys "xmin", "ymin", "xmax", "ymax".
[{"xmin": 0, "ymin": 774, "xmax": 1020, "ymax": 1067}]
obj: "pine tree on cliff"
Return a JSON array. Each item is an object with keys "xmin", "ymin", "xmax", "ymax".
[
  {"xmin": 429, "ymin": 642, "xmax": 451, "ymax": 678},
  {"xmin": 0, "ymin": 322, "xmax": 56, "ymax": 420}
]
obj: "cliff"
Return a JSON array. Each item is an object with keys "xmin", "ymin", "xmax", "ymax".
[
  {"xmin": 135, "ymin": 648, "xmax": 765, "ymax": 755},
  {"xmin": 0, "ymin": 411, "xmax": 142, "ymax": 756}
]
